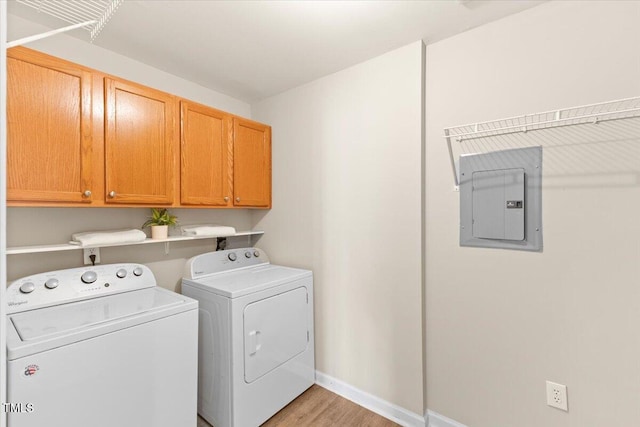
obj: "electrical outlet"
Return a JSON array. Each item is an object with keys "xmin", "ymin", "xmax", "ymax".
[
  {"xmin": 546, "ymin": 381, "xmax": 568, "ymax": 411},
  {"xmin": 83, "ymin": 248, "xmax": 101, "ymax": 265}
]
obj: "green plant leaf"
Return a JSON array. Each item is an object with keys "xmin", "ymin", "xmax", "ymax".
[{"xmin": 142, "ymin": 208, "xmax": 178, "ymax": 228}]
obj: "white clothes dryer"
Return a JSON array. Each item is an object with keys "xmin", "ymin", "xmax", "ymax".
[
  {"xmin": 182, "ymin": 248, "xmax": 314, "ymax": 427},
  {"xmin": 5, "ymin": 263, "xmax": 198, "ymax": 427}
]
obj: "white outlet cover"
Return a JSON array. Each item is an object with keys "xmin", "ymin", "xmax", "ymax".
[
  {"xmin": 546, "ymin": 380, "xmax": 568, "ymax": 411},
  {"xmin": 83, "ymin": 248, "xmax": 101, "ymax": 265}
]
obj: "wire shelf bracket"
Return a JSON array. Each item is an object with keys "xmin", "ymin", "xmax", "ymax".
[
  {"xmin": 7, "ymin": 0, "xmax": 123, "ymax": 47},
  {"xmin": 7, "ymin": 20, "xmax": 96, "ymax": 48},
  {"xmin": 443, "ymin": 96, "xmax": 640, "ymax": 189}
]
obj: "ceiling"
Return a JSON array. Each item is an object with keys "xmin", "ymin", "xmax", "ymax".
[{"xmin": 8, "ymin": 0, "xmax": 544, "ymax": 103}]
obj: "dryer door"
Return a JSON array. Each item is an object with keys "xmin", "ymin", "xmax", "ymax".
[{"xmin": 243, "ymin": 287, "xmax": 309, "ymax": 383}]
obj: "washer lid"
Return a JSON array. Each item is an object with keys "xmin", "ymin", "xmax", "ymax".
[
  {"xmin": 183, "ymin": 265, "xmax": 311, "ymax": 298},
  {"xmin": 7, "ymin": 287, "xmax": 197, "ymax": 360},
  {"xmin": 11, "ymin": 288, "xmax": 181, "ymax": 341}
]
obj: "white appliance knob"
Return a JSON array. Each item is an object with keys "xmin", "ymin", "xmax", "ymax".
[
  {"xmin": 245, "ymin": 251, "xmax": 252, "ymax": 258},
  {"xmin": 228, "ymin": 253, "xmax": 237, "ymax": 261},
  {"xmin": 45, "ymin": 278, "xmax": 59, "ymax": 289},
  {"xmin": 116, "ymin": 269, "xmax": 127, "ymax": 279},
  {"xmin": 81, "ymin": 271, "xmax": 98, "ymax": 284},
  {"xmin": 253, "ymin": 250, "xmax": 260, "ymax": 258},
  {"xmin": 20, "ymin": 282, "xmax": 35, "ymax": 294},
  {"xmin": 133, "ymin": 267, "xmax": 143, "ymax": 277}
]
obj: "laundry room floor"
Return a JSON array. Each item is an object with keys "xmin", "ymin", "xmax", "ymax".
[{"xmin": 196, "ymin": 385, "xmax": 401, "ymax": 426}]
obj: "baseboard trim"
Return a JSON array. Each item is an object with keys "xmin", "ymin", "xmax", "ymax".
[
  {"xmin": 426, "ymin": 410, "xmax": 468, "ymax": 427},
  {"xmin": 315, "ymin": 370, "xmax": 426, "ymax": 427}
]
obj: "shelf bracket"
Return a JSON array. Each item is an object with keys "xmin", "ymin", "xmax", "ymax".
[
  {"xmin": 164, "ymin": 242, "xmax": 170, "ymax": 255},
  {"xmin": 444, "ymin": 128, "xmax": 460, "ymax": 190},
  {"xmin": 7, "ymin": 20, "xmax": 97, "ymax": 48}
]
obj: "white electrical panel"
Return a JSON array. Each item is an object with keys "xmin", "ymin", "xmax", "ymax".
[{"xmin": 460, "ymin": 147, "xmax": 542, "ymax": 251}]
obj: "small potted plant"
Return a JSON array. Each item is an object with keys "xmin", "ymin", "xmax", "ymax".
[{"xmin": 142, "ymin": 208, "xmax": 178, "ymax": 240}]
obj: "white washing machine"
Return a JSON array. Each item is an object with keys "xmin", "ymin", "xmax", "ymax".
[
  {"xmin": 5, "ymin": 263, "xmax": 198, "ymax": 427},
  {"xmin": 182, "ymin": 248, "xmax": 314, "ymax": 427}
]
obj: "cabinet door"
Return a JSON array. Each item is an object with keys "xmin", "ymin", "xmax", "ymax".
[
  {"xmin": 105, "ymin": 78, "xmax": 176, "ymax": 205},
  {"xmin": 233, "ymin": 118, "xmax": 271, "ymax": 208},
  {"xmin": 180, "ymin": 101, "xmax": 232, "ymax": 206},
  {"xmin": 7, "ymin": 48, "xmax": 93, "ymax": 203}
]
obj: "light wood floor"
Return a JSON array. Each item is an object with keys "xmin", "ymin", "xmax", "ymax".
[{"xmin": 197, "ymin": 385, "xmax": 400, "ymax": 427}]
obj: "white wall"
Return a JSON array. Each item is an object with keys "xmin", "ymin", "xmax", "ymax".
[
  {"xmin": 251, "ymin": 41, "xmax": 424, "ymax": 415},
  {"xmin": 425, "ymin": 2, "xmax": 640, "ymax": 426},
  {"xmin": 6, "ymin": 14, "xmax": 255, "ymax": 289},
  {"xmin": 7, "ymin": 14, "xmax": 250, "ymax": 117}
]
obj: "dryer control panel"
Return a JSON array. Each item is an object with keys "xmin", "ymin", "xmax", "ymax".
[
  {"xmin": 6, "ymin": 264, "xmax": 156, "ymax": 314},
  {"xmin": 184, "ymin": 248, "xmax": 270, "ymax": 280}
]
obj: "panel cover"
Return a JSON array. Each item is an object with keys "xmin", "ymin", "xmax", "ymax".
[
  {"xmin": 472, "ymin": 168, "xmax": 525, "ymax": 240},
  {"xmin": 459, "ymin": 146, "xmax": 542, "ymax": 251}
]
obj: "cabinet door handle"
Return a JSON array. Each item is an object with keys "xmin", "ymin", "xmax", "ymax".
[
  {"xmin": 236, "ymin": 197, "xmax": 241, "ymax": 203},
  {"xmin": 224, "ymin": 196, "xmax": 229, "ymax": 202},
  {"xmin": 108, "ymin": 191, "xmax": 116, "ymax": 198},
  {"xmin": 83, "ymin": 190, "xmax": 92, "ymax": 197}
]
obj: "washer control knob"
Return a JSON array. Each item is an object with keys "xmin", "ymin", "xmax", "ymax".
[
  {"xmin": 253, "ymin": 250, "xmax": 260, "ymax": 258},
  {"xmin": 81, "ymin": 271, "xmax": 97, "ymax": 284},
  {"xmin": 228, "ymin": 253, "xmax": 237, "ymax": 262},
  {"xmin": 133, "ymin": 267, "xmax": 143, "ymax": 277},
  {"xmin": 116, "ymin": 269, "xmax": 127, "ymax": 279},
  {"xmin": 20, "ymin": 282, "xmax": 35, "ymax": 294},
  {"xmin": 45, "ymin": 278, "xmax": 59, "ymax": 289},
  {"xmin": 245, "ymin": 251, "xmax": 252, "ymax": 259}
]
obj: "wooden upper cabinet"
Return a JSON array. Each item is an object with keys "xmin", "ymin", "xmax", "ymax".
[
  {"xmin": 233, "ymin": 118, "xmax": 272, "ymax": 208},
  {"xmin": 180, "ymin": 101, "xmax": 232, "ymax": 206},
  {"xmin": 104, "ymin": 78, "xmax": 177, "ymax": 205},
  {"xmin": 7, "ymin": 48, "xmax": 93, "ymax": 204},
  {"xmin": 6, "ymin": 48, "xmax": 272, "ymax": 209}
]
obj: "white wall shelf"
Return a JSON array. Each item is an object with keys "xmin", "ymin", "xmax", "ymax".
[
  {"xmin": 13, "ymin": 0, "xmax": 123, "ymax": 42},
  {"xmin": 443, "ymin": 96, "xmax": 640, "ymax": 187},
  {"xmin": 7, "ymin": 230, "xmax": 264, "ymax": 255}
]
